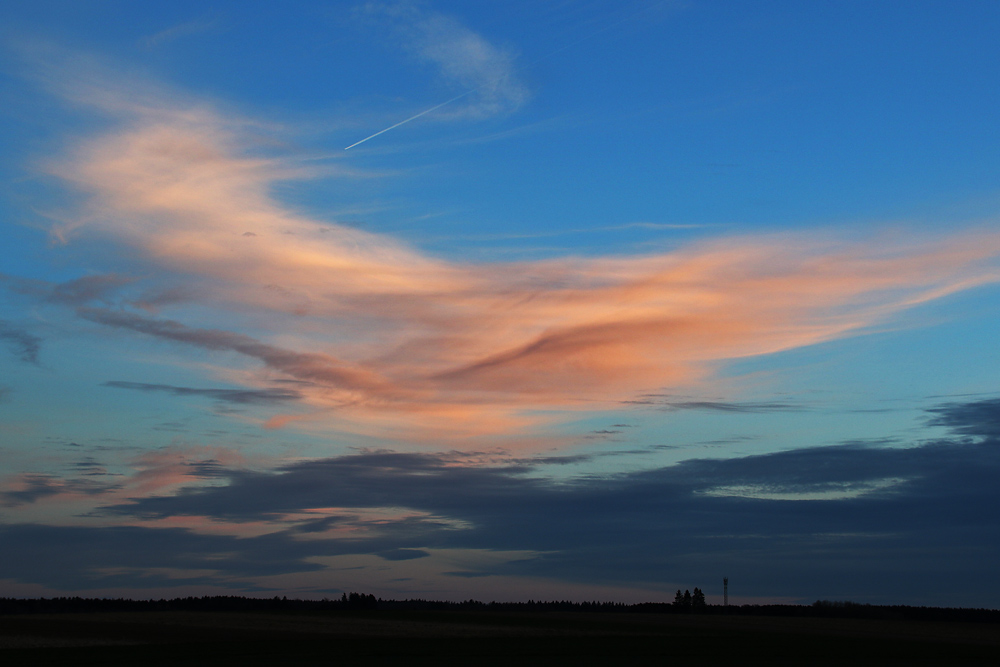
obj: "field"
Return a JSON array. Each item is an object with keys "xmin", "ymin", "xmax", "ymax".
[{"xmin": 2, "ymin": 609, "xmax": 999, "ymax": 665}]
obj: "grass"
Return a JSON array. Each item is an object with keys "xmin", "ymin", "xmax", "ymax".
[{"xmin": 2, "ymin": 609, "xmax": 998, "ymax": 665}]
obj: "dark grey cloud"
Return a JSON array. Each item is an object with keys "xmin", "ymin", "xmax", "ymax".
[
  {"xmin": 378, "ymin": 549, "xmax": 430, "ymax": 561},
  {"xmin": 4, "ymin": 396, "xmax": 1000, "ymax": 605},
  {"xmin": 0, "ymin": 473, "xmax": 118, "ymax": 507},
  {"xmin": 69, "ymin": 457, "xmax": 115, "ymax": 477},
  {"xmin": 289, "ymin": 515, "xmax": 345, "ymax": 534},
  {"xmin": 0, "ymin": 320, "xmax": 41, "ymax": 364},
  {"xmin": 529, "ymin": 454, "xmax": 593, "ymax": 465},
  {"xmin": 86, "ymin": 429, "xmax": 1000, "ymax": 604},
  {"xmin": 0, "ymin": 474, "xmax": 65, "ymax": 506},
  {"xmin": 926, "ymin": 397, "xmax": 1000, "ymax": 438},
  {"xmin": 0, "ymin": 510, "xmax": 466, "ymax": 593},
  {"xmin": 0, "ymin": 523, "xmax": 322, "ymax": 591},
  {"xmin": 182, "ymin": 459, "xmax": 231, "ymax": 479},
  {"xmin": 104, "ymin": 381, "xmax": 302, "ymax": 405},
  {"xmin": 100, "ymin": 451, "xmax": 536, "ymax": 521}
]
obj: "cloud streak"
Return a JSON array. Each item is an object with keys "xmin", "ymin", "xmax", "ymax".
[
  {"xmin": 345, "ymin": 3, "xmax": 529, "ymax": 148},
  {"xmin": 17, "ymin": 55, "xmax": 1000, "ymax": 443},
  {"xmin": 0, "ymin": 320, "xmax": 41, "ymax": 364},
  {"xmin": 1, "ymin": 273, "xmax": 134, "ymax": 306},
  {"xmin": 103, "ymin": 381, "xmax": 302, "ymax": 405},
  {"xmin": 139, "ymin": 16, "xmax": 218, "ymax": 49},
  {"xmin": 623, "ymin": 397, "xmax": 803, "ymax": 412},
  {"xmin": 0, "ymin": 473, "xmax": 118, "ymax": 507},
  {"xmin": 383, "ymin": 3, "xmax": 528, "ymax": 119}
]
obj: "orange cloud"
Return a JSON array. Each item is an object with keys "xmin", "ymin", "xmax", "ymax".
[
  {"xmin": 123, "ymin": 447, "xmax": 236, "ymax": 495},
  {"xmin": 42, "ymin": 80, "xmax": 1000, "ymax": 444}
]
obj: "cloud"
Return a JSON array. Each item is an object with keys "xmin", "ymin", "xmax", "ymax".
[
  {"xmin": 0, "ymin": 320, "xmax": 41, "ymax": 364},
  {"xmin": 926, "ymin": 397, "xmax": 1000, "ymax": 439},
  {"xmin": 82, "ymin": 309, "xmax": 395, "ymax": 401},
  {"xmin": 0, "ymin": 523, "xmax": 324, "ymax": 591},
  {"xmin": 98, "ymin": 391, "xmax": 1000, "ymax": 536},
  {"xmin": 0, "ymin": 445, "xmax": 257, "ymax": 510},
  {"xmin": 70, "ymin": 457, "xmax": 113, "ymax": 478},
  {"xmin": 0, "ymin": 473, "xmax": 117, "ymax": 507},
  {"xmin": 121, "ymin": 446, "xmax": 252, "ymax": 496},
  {"xmin": 49, "ymin": 275, "xmax": 135, "ymax": 304},
  {"xmin": 13, "ymin": 53, "xmax": 1000, "ymax": 444},
  {"xmin": 378, "ymin": 548, "xmax": 430, "ymax": 561},
  {"xmin": 369, "ymin": 3, "xmax": 528, "ymax": 119},
  {"xmin": 103, "ymin": 381, "xmax": 302, "ymax": 405},
  {"xmin": 1, "ymin": 273, "xmax": 133, "ymax": 306},
  {"xmin": 8, "ymin": 395, "xmax": 991, "ymax": 603},
  {"xmin": 139, "ymin": 16, "xmax": 219, "ymax": 49},
  {"xmin": 0, "ymin": 474, "xmax": 65, "ymax": 506},
  {"xmin": 623, "ymin": 397, "xmax": 803, "ymax": 412},
  {"xmin": 99, "ymin": 445, "xmax": 913, "ymax": 524},
  {"xmin": 0, "ymin": 395, "xmax": 996, "ymax": 601}
]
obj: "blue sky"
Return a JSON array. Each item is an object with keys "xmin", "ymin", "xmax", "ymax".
[{"xmin": 1, "ymin": 1, "xmax": 1000, "ymax": 606}]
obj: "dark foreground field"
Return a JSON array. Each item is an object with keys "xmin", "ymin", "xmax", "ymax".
[{"xmin": 2, "ymin": 609, "xmax": 999, "ymax": 666}]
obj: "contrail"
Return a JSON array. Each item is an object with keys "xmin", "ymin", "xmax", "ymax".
[
  {"xmin": 344, "ymin": 2, "xmax": 667, "ymax": 151},
  {"xmin": 344, "ymin": 90, "xmax": 475, "ymax": 150}
]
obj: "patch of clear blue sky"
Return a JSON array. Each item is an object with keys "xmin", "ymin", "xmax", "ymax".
[{"xmin": 326, "ymin": 1, "xmax": 1000, "ymax": 255}]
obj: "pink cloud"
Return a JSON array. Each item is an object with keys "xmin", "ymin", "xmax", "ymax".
[{"xmin": 40, "ymin": 79, "xmax": 1000, "ymax": 444}]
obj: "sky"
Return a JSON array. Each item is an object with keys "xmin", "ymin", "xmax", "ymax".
[{"xmin": 1, "ymin": 0, "xmax": 999, "ymax": 607}]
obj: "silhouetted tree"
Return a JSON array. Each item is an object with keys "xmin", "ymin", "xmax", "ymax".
[
  {"xmin": 674, "ymin": 590, "xmax": 685, "ymax": 607},
  {"xmin": 683, "ymin": 589, "xmax": 692, "ymax": 608},
  {"xmin": 692, "ymin": 587, "xmax": 706, "ymax": 609}
]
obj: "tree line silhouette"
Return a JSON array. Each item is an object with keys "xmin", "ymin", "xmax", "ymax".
[
  {"xmin": 673, "ymin": 587, "xmax": 706, "ymax": 610},
  {"xmin": 1, "ymin": 594, "xmax": 999, "ymax": 623}
]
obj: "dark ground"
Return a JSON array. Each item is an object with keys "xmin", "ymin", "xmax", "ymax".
[{"xmin": 2, "ymin": 609, "xmax": 999, "ymax": 665}]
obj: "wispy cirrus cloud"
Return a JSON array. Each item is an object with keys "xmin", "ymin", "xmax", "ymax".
[
  {"xmin": 14, "ymin": 53, "xmax": 1000, "ymax": 445},
  {"xmin": 1, "ymin": 273, "xmax": 134, "ymax": 306},
  {"xmin": 364, "ymin": 2, "xmax": 529, "ymax": 119},
  {"xmin": 0, "ymin": 445, "xmax": 239, "ymax": 511},
  {"xmin": 139, "ymin": 15, "xmax": 219, "ymax": 49},
  {"xmin": 622, "ymin": 396, "xmax": 804, "ymax": 412},
  {"xmin": 0, "ymin": 320, "xmax": 41, "ymax": 364},
  {"xmin": 104, "ymin": 381, "xmax": 302, "ymax": 405}
]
